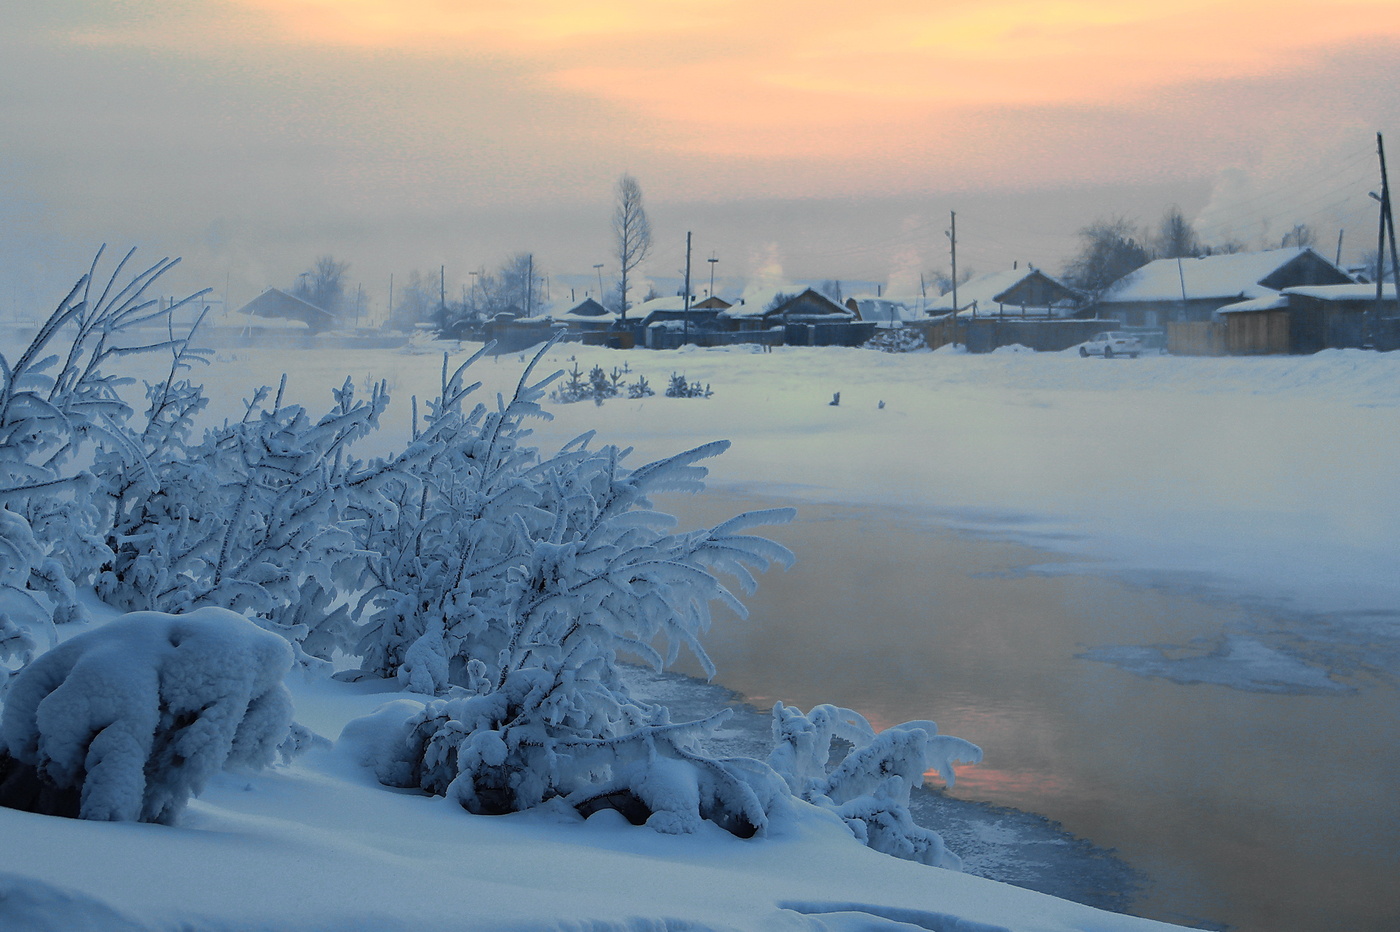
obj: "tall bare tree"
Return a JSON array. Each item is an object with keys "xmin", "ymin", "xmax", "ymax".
[
  {"xmin": 613, "ymin": 173, "xmax": 652, "ymax": 318},
  {"xmin": 291, "ymin": 256, "xmax": 349, "ymax": 318},
  {"xmin": 1062, "ymin": 218, "xmax": 1150, "ymax": 302},
  {"xmin": 1153, "ymin": 206, "xmax": 1201, "ymax": 259},
  {"xmin": 1280, "ymin": 223, "xmax": 1316, "ymax": 249}
]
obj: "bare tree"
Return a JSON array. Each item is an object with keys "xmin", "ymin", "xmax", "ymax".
[
  {"xmin": 1280, "ymin": 223, "xmax": 1316, "ymax": 249},
  {"xmin": 389, "ymin": 270, "xmax": 437, "ymax": 329},
  {"xmin": 497, "ymin": 252, "xmax": 540, "ymax": 316},
  {"xmin": 1154, "ymin": 206, "xmax": 1201, "ymax": 259},
  {"xmin": 1360, "ymin": 249, "xmax": 1395, "ymax": 283},
  {"xmin": 291, "ymin": 256, "xmax": 350, "ymax": 318},
  {"xmin": 1062, "ymin": 218, "xmax": 1150, "ymax": 301},
  {"xmin": 613, "ymin": 173, "xmax": 652, "ymax": 318},
  {"xmin": 928, "ymin": 266, "xmax": 975, "ymax": 296}
]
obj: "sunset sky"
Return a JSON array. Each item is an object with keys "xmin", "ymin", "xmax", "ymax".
[{"xmin": 2, "ymin": 1, "xmax": 1398, "ymax": 313}]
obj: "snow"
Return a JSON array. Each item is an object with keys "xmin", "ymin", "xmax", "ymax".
[{"xmin": 4, "ymin": 329, "xmax": 1398, "ymax": 931}]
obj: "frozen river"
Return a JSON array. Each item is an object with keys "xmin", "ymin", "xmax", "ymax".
[{"xmin": 658, "ymin": 490, "xmax": 1400, "ymax": 932}]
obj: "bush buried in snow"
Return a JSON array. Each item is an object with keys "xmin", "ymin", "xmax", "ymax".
[{"xmin": 0, "ymin": 607, "xmax": 294, "ymax": 823}]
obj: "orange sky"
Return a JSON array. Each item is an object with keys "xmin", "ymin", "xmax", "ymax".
[
  {"xmin": 3, "ymin": 1, "xmax": 1398, "ymax": 304},
  {"xmin": 72, "ymin": 0, "xmax": 1400, "ymax": 159}
]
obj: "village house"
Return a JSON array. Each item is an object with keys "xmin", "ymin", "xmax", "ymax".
[
  {"xmin": 928, "ymin": 267, "xmax": 1082, "ymax": 318},
  {"xmin": 1090, "ymin": 246, "xmax": 1353, "ymax": 328},
  {"xmin": 235, "ymin": 288, "xmax": 338, "ymax": 333},
  {"xmin": 1213, "ymin": 282, "xmax": 1398, "ymax": 354}
]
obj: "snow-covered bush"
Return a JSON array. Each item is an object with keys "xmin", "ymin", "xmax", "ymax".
[
  {"xmin": 768, "ymin": 702, "xmax": 982, "ymax": 868},
  {"xmin": 0, "ymin": 607, "xmax": 294, "ymax": 823},
  {"xmin": 0, "ymin": 250, "xmax": 211, "ymax": 644},
  {"xmin": 351, "ymin": 344, "xmax": 797, "ymax": 833},
  {"xmin": 95, "ymin": 374, "xmax": 388, "ymax": 669},
  {"xmin": 864, "ymin": 328, "xmax": 927, "ymax": 353}
]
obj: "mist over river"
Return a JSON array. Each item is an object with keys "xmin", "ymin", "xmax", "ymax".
[{"xmin": 659, "ymin": 491, "xmax": 1400, "ymax": 932}]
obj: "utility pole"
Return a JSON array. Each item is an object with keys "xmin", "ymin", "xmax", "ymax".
[
  {"xmin": 946, "ymin": 210, "xmax": 959, "ymax": 347},
  {"xmin": 1335, "ymin": 229, "xmax": 1345, "ymax": 266},
  {"xmin": 526, "ymin": 254, "xmax": 534, "ymax": 317},
  {"xmin": 439, "ymin": 265, "xmax": 446, "ymax": 325},
  {"xmin": 388, "ymin": 273, "xmax": 394, "ymax": 324},
  {"xmin": 707, "ymin": 254, "xmax": 718, "ymax": 298},
  {"xmin": 593, "ymin": 263, "xmax": 604, "ymax": 301},
  {"xmin": 1373, "ymin": 133, "xmax": 1400, "ymax": 344},
  {"xmin": 1380, "ymin": 134, "xmax": 1400, "ymax": 298},
  {"xmin": 948, "ymin": 211, "xmax": 959, "ymax": 312},
  {"xmin": 683, "ymin": 231, "xmax": 693, "ymax": 345}
]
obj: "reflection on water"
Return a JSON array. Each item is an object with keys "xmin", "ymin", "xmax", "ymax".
[{"xmin": 657, "ymin": 491, "xmax": 1400, "ymax": 932}]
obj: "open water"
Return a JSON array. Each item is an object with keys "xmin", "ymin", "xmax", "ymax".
[{"xmin": 656, "ymin": 491, "xmax": 1400, "ymax": 932}]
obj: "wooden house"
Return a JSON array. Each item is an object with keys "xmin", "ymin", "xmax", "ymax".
[
  {"xmin": 928, "ymin": 268, "xmax": 1082, "ymax": 318},
  {"xmin": 1281, "ymin": 283, "xmax": 1397, "ymax": 352},
  {"xmin": 235, "ymin": 288, "xmax": 337, "ymax": 333},
  {"xmin": 1093, "ymin": 247, "xmax": 1352, "ymax": 328},
  {"xmin": 720, "ymin": 288, "xmax": 855, "ymax": 331}
]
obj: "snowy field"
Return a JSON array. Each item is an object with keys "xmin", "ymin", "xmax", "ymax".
[{"xmin": 4, "ymin": 329, "xmax": 1398, "ymax": 932}]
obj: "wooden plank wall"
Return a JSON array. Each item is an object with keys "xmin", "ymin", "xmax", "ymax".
[
  {"xmin": 1224, "ymin": 310, "xmax": 1290, "ymax": 354},
  {"xmin": 1166, "ymin": 321, "xmax": 1226, "ymax": 356}
]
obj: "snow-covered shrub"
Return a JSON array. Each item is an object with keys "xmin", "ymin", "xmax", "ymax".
[
  {"xmin": 352, "ymin": 343, "xmax": 795, "ymax": 832},
  {"xmin": 627, "ymin": 374, "xmax": 654, "ymax": 398},
  {"xmin": 95, "ymin": 375, "xmax": 388, "ymax": 668},
  {"xmin": 864, "ymin": 328, "xmax": 927, "ymax": 353},
  {"xmin": 768, "ymin": 702, "xmax": 982, "ymax": 868},
  {"xmin": 0, "ymin": 607, "xmax": 294, "ymax": 823},
  {"xmin": 0, "ymin": 249, "xmax": 210, "ymax": 631}
]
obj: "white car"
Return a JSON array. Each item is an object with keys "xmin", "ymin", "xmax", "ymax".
[{"xmin": 1079, "ymin": 331, "xmax": 1143, "ymax": 358}]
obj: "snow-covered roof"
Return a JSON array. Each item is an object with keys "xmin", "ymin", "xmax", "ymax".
[
  {"xmin": 566, "ymin": 297, "xmax": 611, "ymax": 318},
  {"xmin": 928, "ymin": 268, "xmax": 1078, "ymax": 314},
  {"xmin": 1213, "ymin": 294, "xmax": 1289, "ymax": 315},
  {"xmin": 1282, "ymin": 283, "xmax": 1397, "ymax": 301},
  {"xmin": 235, "ymin": 288, "xmax": 336, "ymax": 327},
  {"xmin": 628, "ymin": 295, "xmax": 691, "ymax": 317},
  {"xmin": 1098, "ymin": 247, "xmax": 1347, "ymax": 304},
  {"xmin": 720, "ymin": 285, "xmax": 802, "ymax": 319},
  {"xmin": 550, "ymin": 298, "xmax": 622, "ymax": 325}
]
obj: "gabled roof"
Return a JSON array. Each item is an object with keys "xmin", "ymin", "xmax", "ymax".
[
  {"xmin": 236, "ymin": 288, "xmax": 336, "ymax": 330},
  {"xmin": 763, "ymin": 288, "xmax": 856, "ymax": 322},
  {"xmin": 720, "ymin": 285, "xmax": 801, "ymax": 319},
  {"xmin": 549, "ymin": 297, "xmax": 619, "ymax": 325},
  {"xmin": 566, "ymin": 297, "xmax": 610, "ymax": 317},
  {"xmin": 1098, "ymin": 247, "xmax": 1352, "ymax": 304},
  {"xmin": 928, "ymin": 268, "xmax": 1079, "ymax": 314}
]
